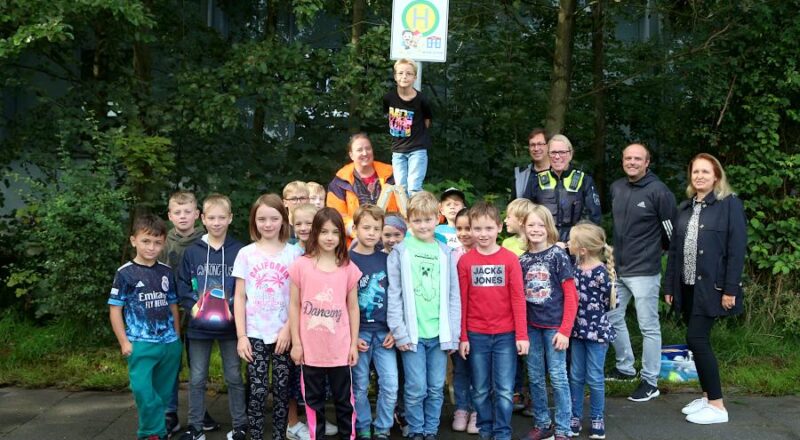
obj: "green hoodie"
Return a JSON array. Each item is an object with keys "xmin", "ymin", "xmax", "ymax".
[{"xmin": 158, "ymin": 227, "xmax": 205, "ymax": 270}]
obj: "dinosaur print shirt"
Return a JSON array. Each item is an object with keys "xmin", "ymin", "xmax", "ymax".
[
  {"xmin": 231, "ymin": 243, "xmax": 303, "ymax": 344},
  {"xmin": 350, "ymin": 250, "xmax": 390, "ymax": 332},
  {"xmin": 289, "ymin": 256, "xmax": 362, "ymax": 367}
]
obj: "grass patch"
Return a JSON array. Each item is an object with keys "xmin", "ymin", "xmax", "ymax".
[
  {"xmin": 2, "ymin": 311, "xmax": 798, "ymax": 395},
  {"xmin": 0, "ymin": 312, "xmax": 228, "ymax": 391},
  {"xmin": 606, "ymin": 313, "xmax": 800, "ymax": 396}
]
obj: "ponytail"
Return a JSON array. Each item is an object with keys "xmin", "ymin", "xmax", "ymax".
[
  {"xmin": 570, "ymin": 222, "xmax": 617, "ymax": 310},
  {"xmin": 603, "ymin": 243, "xmax": 617, "ymax": 309}
]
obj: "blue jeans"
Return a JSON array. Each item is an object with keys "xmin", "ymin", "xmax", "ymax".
[
  {"xmin": 451, "ymin": 352, "xmax": 475, "ymax": 411},
  {"xmin": 527, "ymin": 327, "xmax": 571, "ymax": 436},
  {"xmin": 606, "ymin": 274, "xmax": 662, "ymax": 386},
  {"xmin": 569, "ymin": 339, "xmax": 608, "ymax": 420},
  {"xmin": 392, "ymin": 149, "xmax": 428, "ymax": 196},
  {"xmin": 401, "ymin": 337, "xmax": 447, "ymax": 435},
  {"xmin": 514, "ymin": 355, "xmax": 527, "ymax": 394},
  {"xmin": 467, "ymin": 332, "xmax": 517, "ymax": 440},
  {"xmin": 353, "ymin": 329, "xmax": 399, "ymax": 434}
]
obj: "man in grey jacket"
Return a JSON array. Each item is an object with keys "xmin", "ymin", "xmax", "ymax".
[{"xmin": 608, "ymin": 143, "xmax": 677, "ymax": 402}]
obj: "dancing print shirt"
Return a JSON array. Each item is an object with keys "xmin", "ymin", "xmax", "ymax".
[{"xmin": 289, "ymin": 257, "xmax": 362, "ymax": 367}]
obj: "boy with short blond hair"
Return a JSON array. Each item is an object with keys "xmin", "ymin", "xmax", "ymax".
[
  {"xmin": 160, "ymin": 191, "xmax": 203, "ymax": 270},
  {"xmin": 177, "ymin": 194, "xmax": 247, "ymax": 440},
  {"xmin": 282, "ymin": 181, "xmax": 310, "ymax": 218},
  {"xmin": 110, "ymin": 214, "xmax": 183, "ymax": 440},
  {"xmin": 159, "ymin": 190, "xmax": 207, "ymax": 434},
  {"xmin": 383, "ymin": 58, "xmax": 433, "ymax": 197},
  {"xmin": 387, "ymin": 191, "xmax": 460, "ymax": 440},
  {"xmin": 502, "ymin": 198, "xmax": 536, "ymax": 257},
  {"xmin": 306, "ymin": 181, "xmax": 326, "ymax": 210}
]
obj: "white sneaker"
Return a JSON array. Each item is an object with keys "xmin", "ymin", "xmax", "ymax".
[
  {"xmin": 685, "ymin": 405, "xmax": 728, "ymax": 424},
  {"xmin": 681, "ymin": 397, "xmax": 708, "ymax": 415},
  {"xmin": 325, "ymin": 420, "xmax": 339, "ymax": 436},
  {"xmin": 287, "ymin": 422, "xmax": 311, "ymax": 440}
]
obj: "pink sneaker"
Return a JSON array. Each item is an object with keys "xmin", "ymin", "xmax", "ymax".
[
  {"xmin": 467, "ymin": 411, "xmax": 479, "ymax": 434},
  {"xmin": 452, "ymin": 409, "xmax": 468, "ymax": 432}
]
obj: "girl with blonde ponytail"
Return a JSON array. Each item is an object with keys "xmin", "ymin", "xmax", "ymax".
[{"xmin": 565, "ymin": 222, "xmax": 617, "ymax": 439}]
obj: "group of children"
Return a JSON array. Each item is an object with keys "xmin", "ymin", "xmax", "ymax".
[{"xmin": 111, "ymin": 179, "xmax": 618, "ymax": 440}]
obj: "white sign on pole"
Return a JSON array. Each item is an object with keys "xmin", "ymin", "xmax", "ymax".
[{"xmin": 390, "ymin": 0, "xmax": 449, "ymax": 63}]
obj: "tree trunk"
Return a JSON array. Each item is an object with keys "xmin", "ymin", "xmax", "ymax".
[
  {"xmin": 591, "ymin": 0, "xmax": 607, "ymax": 208},
  {"xmin": 545, "ymin": 0, "xmax": 577, "ymax": 137},
  {"xmin": 253, "ymin": 0, "xmax": 278, "ymax": 139},
  {"xmin": 348, "ymin": 0, "xmax": 366, "ymax": 133}
]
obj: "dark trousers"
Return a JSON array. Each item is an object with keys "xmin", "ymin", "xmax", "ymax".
[
  {"xmin": 301, "ymin": 365, "xmax": 355, "ymax": 440},
  {"xmin": 247, "ymin": 338, "xmax": 290, "ymax": 440},
  {"xmin": 681, "ymin": 284, "xmax": 723, "ymax": 400}
]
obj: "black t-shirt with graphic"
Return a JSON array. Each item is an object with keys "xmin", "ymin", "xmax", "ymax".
[{"xmin": 382, "ymin": 89, "xmax": 433, "ymax": 153}]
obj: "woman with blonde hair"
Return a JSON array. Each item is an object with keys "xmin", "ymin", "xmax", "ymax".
[{"xmin": 665, "ymin": 153, "xmax": 747, "ymax": 425}]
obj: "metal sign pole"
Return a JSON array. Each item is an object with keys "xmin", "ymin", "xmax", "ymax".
[{"xmin": 414, "ymin": 61, "xmax": 423, "ymax": 91}]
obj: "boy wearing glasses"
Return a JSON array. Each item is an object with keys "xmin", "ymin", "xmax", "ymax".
[
  {"xmin": 530, "ymin": 134, "xmax": 602, "ymax": 244},
  {"xmin": 383, "ymin": 58, "xmax": 433, "ymax": 197}
]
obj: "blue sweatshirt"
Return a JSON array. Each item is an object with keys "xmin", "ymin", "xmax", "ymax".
[{"xmin": 178, "ymin": 234, "xmax": 244, "ymax": 340}]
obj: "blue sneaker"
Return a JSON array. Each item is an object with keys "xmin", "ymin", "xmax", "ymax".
[
  {"xmin": 589, "ymin": 418, "xmax": 605, "ymax": 439},
  {"xmin": 569, "ymin": 417, "xmax": 581, "ymax": 437}
]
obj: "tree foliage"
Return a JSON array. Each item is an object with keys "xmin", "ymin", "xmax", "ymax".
[{"xmin": 1, "ymin": 0, "xmax": 798, "ymax": 330}]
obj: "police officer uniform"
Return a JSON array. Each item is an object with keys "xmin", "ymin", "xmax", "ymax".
[{"xmin": 529, "ymin": 166, "xmax": 602, "ymax": 241}]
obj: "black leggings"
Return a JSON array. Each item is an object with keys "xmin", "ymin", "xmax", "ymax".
[
  {"xmin": 247, "ymin": 338, "xmax": 291, "ymax": 440},
  {"xmin": 681, "ymin": 285, "xmax": 723, "ymax": 400}
]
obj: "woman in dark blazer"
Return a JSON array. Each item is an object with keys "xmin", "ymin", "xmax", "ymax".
[{"xmin": 665, "ymin": 153, "xmax": 747, "ymax": 425}]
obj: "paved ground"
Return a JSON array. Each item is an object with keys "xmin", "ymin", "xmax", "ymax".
[{"xmin": 1, "ymin": 386, "xmax": 799, "ymax": 439}]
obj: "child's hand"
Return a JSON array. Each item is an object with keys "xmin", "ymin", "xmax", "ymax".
[
  {"xmin": 349, "ymin": 345, "xmax": 359, "ymax": 366},
  {"xmin": 291, "ymin": 345, "xmax": 304, "ymax": 365},
  {"xmin": 552, "ymin": 332, "xmax": 569, "ymax": 351},
  {"xmin": 397, "ymin": 343, "xmax": 411, "ymax": 352},
  {"xmin": 517, "ymin": 340, "xmax": 530, "ymax": 355},
  {"xmin": 237, "ymin": 336, "xmax": 254, "ymax": 363},
  {"xmin": 275, "ymin": 326, "xmax": 291, "ymax": 354},
  {"xmin": 382, "ymin": 332, "xmax": 395, "ymax": 349},
  {"xmin": 555, "ymin": 241, "xmax": 567, "ymax": 249},
  {"xmin": 357, "ymin": 338, "xmax": 369, "ymax": 352},
  {"xmin": 459, "ymin": 341, "xmax": 470, "ymax": 360},
  {"xmin": 664, "ymin": 294, "xmax": 673, "ymax": 305},
  {"xmin": 119, "ymin": 341, "xmax": 133, "ymax": 357}
]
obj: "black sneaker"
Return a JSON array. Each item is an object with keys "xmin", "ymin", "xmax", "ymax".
[
  {"xmin": 201, "ymin": 411, "xmax": 220, "ymax": 431},
  {"xmin": 226, "ymin": 427, "xmax": 247, "ymax": 440},
  {"xmin": 423, "ymin": 434, "xmax": 439, "ymax": 440},
  {"xmin": 165, "ymin": 412, "xmax": 181, "ymax": 436},
  {"xmin": 374, "ymin": 433, "xmax": 390, "ymax": 440},
  {"xmin": 178, "ymin": 426, "xmax": 205, "ymax": 440},
  {"xmin": 605, "ymin": 367, "xmax": 636, "ymax": 381},
  {"xmin": 628, "ymin": 380, "xmax": 660, "ymax": 402},
  {"xmin": 410, "ymin": 433, "xmax": 424, "ymax": 440}
]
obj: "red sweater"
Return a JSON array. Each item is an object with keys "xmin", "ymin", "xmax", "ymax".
[{"xmin": 457, "ymin": 247, "xmax": 528, "ymax": 342}]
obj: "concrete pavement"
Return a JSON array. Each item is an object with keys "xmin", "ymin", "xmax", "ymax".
[{"xmin": 1, "ymin": 387, "xmax": 798, "ymax": 439}]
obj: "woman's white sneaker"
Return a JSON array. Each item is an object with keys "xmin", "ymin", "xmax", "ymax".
[
  {"xmin": 685, "ymin": 405, "xmax": 728, "ymax": 424},
  {"xmin": 681, "ymin": 397, "xmax": 708, "ymax": 415}
]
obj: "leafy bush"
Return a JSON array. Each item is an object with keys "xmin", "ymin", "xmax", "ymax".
[{"xmin": 8, "ymin": 132, "xmax": 129, "ymax": 335}]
